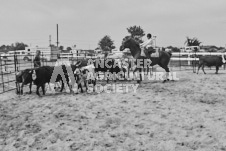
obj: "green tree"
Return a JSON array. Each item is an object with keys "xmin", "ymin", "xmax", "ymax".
[
  {"xmin": 66, "ymin": 47, "xmax": 72, "ymax": 51},
  {"xmin": 98, "ymin": 35, "xmax": 115, "ymax": 52},
  {"xmin": 14, "ymin": 42, "xmax": 28, "ymax": 50},
  {"xmin": 0, "ymin": 42, "xmax": 28, "ymax": 52},
  {"xmin": 0, "ymin": 45, "xmax": 12, "ymax": 52},
  {"xmin": 184, "ymin": 37, "xmax": 201, "ymax": 46},
  {"xmin": 127, "ymin": 25, "xmax": 145, "ymax": 43},
  {"xmin": 59, "ymin": 46, "xmax": 64, "ymax": 51},
  {"xmin": 167, "ymin": 46, "xmax": 180, "ymax": 52}
]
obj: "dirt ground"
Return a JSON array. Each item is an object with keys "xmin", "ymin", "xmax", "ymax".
[{"xmin": 0, "ymin": 68, "xmax": 226, "ymax": 151}]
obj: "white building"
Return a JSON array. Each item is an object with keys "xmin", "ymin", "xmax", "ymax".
[{"xmin": 180, "ymin": 46, "xmax": 200, "ymax": 52}]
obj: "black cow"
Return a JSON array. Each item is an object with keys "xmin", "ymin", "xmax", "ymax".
[
  {"xmin": 197, "ymin": 55, "xmax": 226, "ymax": 74},
  {"xmin": 16, "ymin": 69, "xmax": 33, "ymax": 95},
  {"xmin": 73, "ymin": 59, "xmax": 91, "ymax": 68},
  {"xmin": 74, "ymin": 58, "xmax": 123, "ymax": 81},
  {"xmin": 33, "ymin": 65, "xmax": 75, "ymax": 96},
  {"xmin": 74, "ymin": 58, "xmax": 127, "ymax": 83},
  {"xmin": 93, "ymin": 58, "xmax": 125, "ymax": 82}
]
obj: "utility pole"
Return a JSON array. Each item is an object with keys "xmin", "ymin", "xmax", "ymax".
[
  {"xmin": 56, "ymin": 24, "xmax": 59, "ymax": 47},
  {"xmin": 49, "ymin": 35, "xmax": 51, "ymax": 47}
]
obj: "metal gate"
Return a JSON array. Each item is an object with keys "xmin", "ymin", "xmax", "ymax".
[{"xmin": 0, "ymin": 55, "xmax": 17, "ymax": 94}]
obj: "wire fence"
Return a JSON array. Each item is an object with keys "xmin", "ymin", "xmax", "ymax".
[{"xmin": 0, "ymin": 51, "xmax": 225, "ymax": 94}]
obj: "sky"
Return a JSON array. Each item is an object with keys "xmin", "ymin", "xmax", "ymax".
[{"xmin": 0, "ymin": 0, "xmax": 226, "ymax": 49}]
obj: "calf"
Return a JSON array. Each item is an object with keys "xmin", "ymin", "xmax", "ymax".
[
  {"xmin": 73, "ymin": 64, "xmax": 96, "ymax": 93},
  {"xmin": 197, "ymin": 55, "xmax": 226, "ymax": 74},
  {"xmin": 16, "ymin": 69, "xmax": 33, "ymax": 95}
]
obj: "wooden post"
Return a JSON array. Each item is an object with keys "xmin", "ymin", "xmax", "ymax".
[
  {"xmin": 210, "ymin": 52, "xmax": 211, "ymax": 70},
  {"xmin": 188, "ymin": 53, "xmax": 191, "ymax": 66},
  {"xmin": 4, "ymin": 60, "xmax": 7, "ymax": 72},
  {"xmin": 179, "ymin": 51, "xmax": 181, "ymax": 70},
  {"xmin": 0, "ymin": 57, "xmax": 5, "ymax": 92},
  {"xmin": 224, "ymin": 52, "xmax": 226, "ymax": 70},
  {"xmin": 42, "ymin": 52, "xmax": 44, "ymax": 67}
]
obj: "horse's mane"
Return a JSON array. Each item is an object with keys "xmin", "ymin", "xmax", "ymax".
[
  {"xmin": 132, "ymin": 39, "xmax": 141, "ymax": 48},
  {"xmin": 124, "ymin": 36, "xmax": 141, "ymax": 49}
]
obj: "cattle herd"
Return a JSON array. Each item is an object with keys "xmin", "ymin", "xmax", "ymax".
[
  {"xmin": 15, "ymin": 54, "xmax": 226, "ymax": 96},
  {"xmin": 15, "ymin": 58, "xmax": 130, "ymax": 96}
]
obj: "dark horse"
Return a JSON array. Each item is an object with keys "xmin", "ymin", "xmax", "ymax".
[{"xmin": 120, "ymin": 37, "xmax": 172, "ymax": 83}]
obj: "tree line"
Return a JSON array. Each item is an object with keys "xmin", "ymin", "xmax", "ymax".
[
  {"xmin": 0, "ymin": 26, "xmax": 225, "ymax": 53},
  {"xmin": 0, "ymin": 42, "xmax": 28, "ymax": 52}
]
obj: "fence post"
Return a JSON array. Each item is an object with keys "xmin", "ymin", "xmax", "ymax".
[
  {"xmin": 188, "ymin": 53, "xmax": 191, "ymax": 66},
  {"xmin": 0, "ymin": 56, "xmax": 5, "ymax": 93},
  {"xmin": 224, "ymin": 52, "xmax": 226, "ymax": 70},
  {"xmin": 14, "ymin": 54, "xmax": 18, "ymax": 93},
  {"xmin": 4, "ymin": 60, "xmax": 7, "ymax": 72},
  {"xmin": 179, "ymin": 51, "xmax": 181, "ymax": 70},
  {"xmin": 210, "ymin": 52, "xmax": 211, "ymax": 70},
  {"xmin": 32, "ymin": 53, "xmax": 34, "ymax": 68},
  {"xmin": 169, "ymin": 56, "xmax": 173, "ymax": 72},
  {"xmin": 15, "ymin": 53, "xmax": 18, "ymax": 71},
  {"xmin": 14, "ymin": 54, "xmax": 17, "ymax": 72},
  {"xmin": 0, "ymin": 56, "xmax": 1, "ymax": 69},
  {"xmin": 195, "ymin": 51, "xmax": 197, "ymax": 71},
  {"xmin": 42, "ymin": 52, "xmax": 44, "ymax": 67}
]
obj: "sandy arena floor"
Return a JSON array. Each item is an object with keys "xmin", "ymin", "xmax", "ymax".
[{"xmin": 1, "ymin": 69, "xmax": 226, "ymax": 151}]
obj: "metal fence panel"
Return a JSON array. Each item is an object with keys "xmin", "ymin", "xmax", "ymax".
[{"xmin": 0, "ymin": 52, "xmax": 225, "ymax": 94}]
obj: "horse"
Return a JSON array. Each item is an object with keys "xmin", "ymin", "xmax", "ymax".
[{"xmin": 119, "ymin": 37, "xmax": 172, "ymax": 83}]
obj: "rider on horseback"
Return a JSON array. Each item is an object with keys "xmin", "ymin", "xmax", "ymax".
[{"xmin": 140, "ymin": 33, "xmax": 155, "ymax": 57}]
